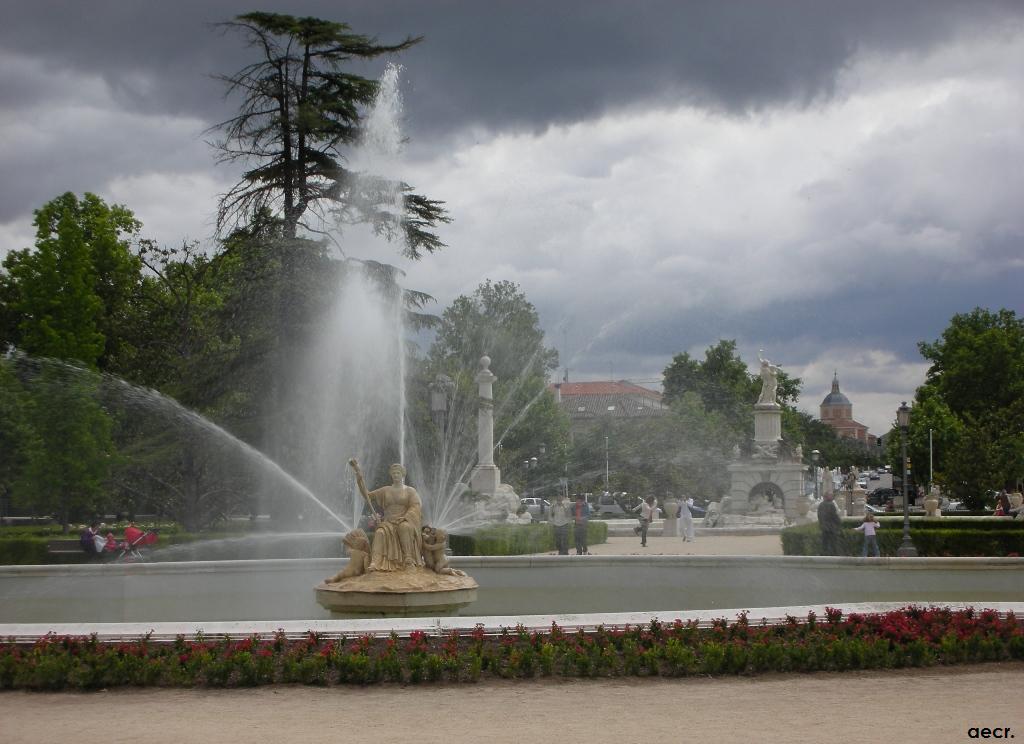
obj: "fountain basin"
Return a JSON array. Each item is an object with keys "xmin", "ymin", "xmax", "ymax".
[{"xmin": 1, "ymin": 555, "xmax": 1021, "ymax": 624}]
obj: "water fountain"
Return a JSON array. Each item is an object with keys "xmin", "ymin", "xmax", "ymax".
[{"xmin": 2, "ymin": 65, "xmax": 1023, "ymax": 636}]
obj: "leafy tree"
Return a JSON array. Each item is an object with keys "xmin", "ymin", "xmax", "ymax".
[
  {"xmin": 912, "ymin": 308, "xmax": 1024, "ymax": 506},
  {"xmin": 663, "ymin": 340, "xmax": 800, "ymax": 434},
  {"xmin": 918, "ymin": 308, "xmax": 1024, "ymax": 419},
  {"xmin": 15, "ymin": 370, "xmax": 116, "ymax": 531},
  {"xmin": 568, "ymin": 392, "xmax": 737, "ymax": 502},
  {"xmin": 782, "ymin": 408, "xmax": 883, "ymax": 470},
  {"xmin": 663, "ymin": 340, "xmax": 801, "ymax": 408},
  {"xmin": 0, "ymin": 360, "xmax": 33, "ymax": 523},
  {"xmin": 1, "ymin": 193, "xmax": 142, "ymax": 370},
  {"xmin": 429, "ymin": 280, "xmax": 558, "ymax": 382},
  {"xmin": 4, "ymin": 202, "xmax": 104, "ymax": 365},
  {"xmin": 418, "ymin": 280, "xmax": 567, "ymax": 497},
  {"xmin": 0, "ymin": 194, "xmax": 141, "ymax": 528},
  {"xmin": 212, "ymin": 12, "xmax": 449, "ymax": 252}
]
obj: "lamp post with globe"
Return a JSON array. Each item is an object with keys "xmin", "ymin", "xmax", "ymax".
[
  {"xmin": 811, "ymin": 449, "xmax": 821, "ymax": 502},
  {"xmin": 896, "ymin": 402, "xmax": 918, "ymax": 557}
]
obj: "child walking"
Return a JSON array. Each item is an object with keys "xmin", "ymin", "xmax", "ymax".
[{"xmin": 854, "ymin": 512, "xmax": 881, "ymax": 557}]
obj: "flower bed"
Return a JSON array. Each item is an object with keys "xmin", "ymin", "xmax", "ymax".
[{"xmin": 2, "ymin": 607, "xmax": 1021, "ymax": 690}]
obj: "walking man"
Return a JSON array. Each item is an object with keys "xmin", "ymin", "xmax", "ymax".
[
  {"xmin": 818, "ymin": 492, "xmax": 842, "ymax": 555},
  {"xmin": 573, "ymin": 494, "xmax": 590, "ymax": 555},
  {"xmin": 634, "ymin": 495, "xmax": 657, "ymax": 547},
  {"xmin": 550, "ymin": 492, "xmax": 571, "ymax": 555}
]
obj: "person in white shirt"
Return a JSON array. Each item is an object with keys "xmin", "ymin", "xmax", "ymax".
[
  {"xmin": 549, "ymin": 494, "xmax": 572, "ymax": 555},
  {"xmin": 633, "ymin": 495, "xmax": 658, "ymax": 547},
  {"xmin": 680, "ymin": 496, "xmax": 695, "ymax": 542},
  {"xmin": 854, "ymin": 512, "xmax": 880, "ymax": 557}
]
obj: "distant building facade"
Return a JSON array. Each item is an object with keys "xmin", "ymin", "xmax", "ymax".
[
  {"xmin": 819, "ymin": 373, "xmax": 875, "ymax": 445},
  {"xmin": 550, "ymin": 380, "xmax": 668, "ymax": 432}
]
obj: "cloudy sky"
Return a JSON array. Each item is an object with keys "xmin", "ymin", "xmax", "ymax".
[{"xmin": 2, "ymin": 0, "xmax": 1023, "ymax": 434}]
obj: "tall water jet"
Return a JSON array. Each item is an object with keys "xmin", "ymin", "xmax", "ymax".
[{"xmin": 276, "ymin": 62, "xmax": 414, "ymax": 529}]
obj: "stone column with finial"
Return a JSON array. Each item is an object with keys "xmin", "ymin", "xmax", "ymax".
[{"xmin": 470, "ymin": 354, "xmax": 501, "ymax": 495}]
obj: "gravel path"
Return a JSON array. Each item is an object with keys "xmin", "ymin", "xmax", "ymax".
[{"xmin": 2, "ymin": 663, "xmax": 1020, "ymax": 744}]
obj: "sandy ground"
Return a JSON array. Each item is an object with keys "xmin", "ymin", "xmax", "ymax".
[
  {"xmin": 543, "ymin": 533, "xmax": 785, "ymax": 556},
  {"xmin": 2, "ymin": 663, "xmax": 1021, "ymax": 744}
]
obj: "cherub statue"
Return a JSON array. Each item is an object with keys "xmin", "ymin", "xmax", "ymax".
[
  {"xmin": 420, "ymin": 525, "xmax": 466, "ymax": 576},
  {"xmin": 324, "ymin": 529, "xmax": 371, "ymax": 583}
]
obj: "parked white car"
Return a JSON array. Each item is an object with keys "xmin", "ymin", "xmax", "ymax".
[{"xmin": 520, "ymin": 497, "xmax": 550, "ymax": 521}]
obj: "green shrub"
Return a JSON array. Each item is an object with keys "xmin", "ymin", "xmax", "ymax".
[
  {"xmin": 0, "ymin": 536, "xmax": 51, "ymax": 565},
  {"xmin": 448, "ymin": 521, "xmax": 608, "ymax": 556},
  {"xmin": 781, "ymin": 521, "xmax": 1024, "ymax": 557}
]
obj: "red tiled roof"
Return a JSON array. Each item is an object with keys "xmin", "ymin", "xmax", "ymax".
[
  {"xmin": 828, "ymin": 418, "xmax": 869, "ymax": 430},
  {"xmin": 549, "ymin": 381, "xmax": 662, "ymax": 399}
]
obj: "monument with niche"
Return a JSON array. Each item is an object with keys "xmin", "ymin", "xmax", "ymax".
[
  {"xmin": 720, "ymin": 351, "xmax": 810, "ymax": 525},
  {"xmin": 315, "ymin": 460, "xmax": 478, "ymax": 617}
]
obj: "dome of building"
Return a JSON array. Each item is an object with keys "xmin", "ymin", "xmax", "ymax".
[
  {"xmin": 820, "ymin": 373, "xmax": 851, "ymax": 407},
  {"xmin": 821, "ymin": 390, "xmax": 851, "ymax": 406}
]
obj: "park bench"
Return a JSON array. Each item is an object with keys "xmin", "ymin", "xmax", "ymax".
[
  {"xmin": 46, "ymin": 535, "xmax": 126, "ymax": 559},
  {"xmin": 46, "ymin": 538, "xmax": 88, "ymax": 556}
]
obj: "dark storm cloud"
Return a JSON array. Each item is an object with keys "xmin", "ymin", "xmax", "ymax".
[
  {"xmin": 3, "ymin": 0, "xmax": 1021, "ymax": 135},
  {"xmin": 2, "ymin": 0, "xmax": 1020, "ymax": 224},
  {"xmin": 551, "ymin": 264, "xmax": 1024, "ymax": 380}
]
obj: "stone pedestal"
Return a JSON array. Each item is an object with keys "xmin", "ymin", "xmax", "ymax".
[
  {"xmin": 661, "ymin": 498, "xmax": 679, "ymax": 537},
  {"xmin": 850, "ymin": 487, "xmax": 866, "ymax": 517},
  {"xmin": 794, "ymin": 494, "xmax": 812, "ymax": 523},
  {"xmin": 470, "ymin": 465, "xmax": 501, "ymax": 496},
  {"xmin": 469, "ymin": 355, "xmax": 501, "ymax": 497},
  {"xmin": 753, "ymin": 403, "xmax": 782, "ymax": 442},
  {"xmin": 725, "ymin": 459, "xmax": 807, "ymax": 523},
  {"xmin": 315, "ymin": 567, "xmax": 478, "ymax": 618}
]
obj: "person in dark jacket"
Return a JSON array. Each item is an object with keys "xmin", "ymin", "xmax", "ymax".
[
  {"xmin": 817, "ymin": 493, "xmax": 843, "ymax": 555},
  {"xmin": 573, "ymin": 495, "xmax": 590, "ymax": 555}
]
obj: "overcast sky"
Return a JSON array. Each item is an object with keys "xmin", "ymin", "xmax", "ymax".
[{"xmin": 2, "ymin": 0, "xmax": 1022, "ymax": 434}]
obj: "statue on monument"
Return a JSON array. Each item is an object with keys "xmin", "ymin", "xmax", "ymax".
[
  {"xmin": 349, "ymin": 459, "xmax": 423, "ymax": 571},
  {"xmin": 757, "ymin": 350, "xmax": 783, "ymax": 405}
]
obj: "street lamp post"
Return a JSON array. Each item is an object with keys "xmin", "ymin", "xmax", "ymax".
[
  {"xmin": 811, "ymin": 449, "xmax": 821, "ymax": 501},
  {"xmin": 604, "ymin": 436, "xmax": 610, "ymax": 493},
  {"xmin": 928, "ymin": 428, "xmax": 933, "ymax": 492},
  {"xmin": 430, "ymin": 373, "xmax": 454, "ymax": 485},
  {"xmin": 896, "ymin": 401, "xmax": 918, "ymax": 557},
  {"xmin": 429, "ymin": 374, "xmax": 454, "ymax": 433}
]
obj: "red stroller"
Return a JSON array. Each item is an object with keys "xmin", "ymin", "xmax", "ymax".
[{"xmin": 115, "ymin": 527, "xmax": 159, "ymax": 561}]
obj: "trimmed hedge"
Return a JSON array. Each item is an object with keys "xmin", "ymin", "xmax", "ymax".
[
  {"xmin": 0, "ymin": 536, "xmax": 51, "ymax": 565},
  {"xmin": 449, "ymin": 521, "xmax": 608, "ymax": 556},
  {"xmin": 781, "ymin": 521, "xmax": 1024, "ymax": 557},
  {"xmin": 864, "ymin": 517, "xmax": 1023, "ymax": 531},
  {"xmin": 0, "ymin": 522, "xmax": 610, "ymax": 564}
]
